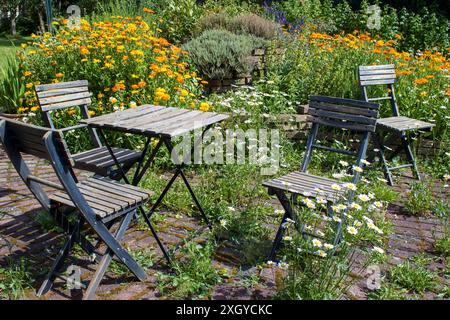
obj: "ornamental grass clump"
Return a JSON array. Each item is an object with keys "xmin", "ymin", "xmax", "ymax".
[{"xmin": 183, "ymin": 29, "xmax": 267, "ymax": 80}]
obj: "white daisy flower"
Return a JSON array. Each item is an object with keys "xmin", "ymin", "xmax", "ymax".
[
  {"xmin": 331, "ymin": 184, "xmax": 341, "ymax": 191},
  {"xmin": 342, "ymin": 182, "xmax": 357, "ymax": 191},
  {"xmin": 316, "ymin": 250, "xmax": 327, "ymax": 258},
  {"xmin": 346, "ymin": 226, "xmax": 358, "ymax": 235},
  {"xmin": 312, "ymin": 238, "xmax": 323, "ymax": 247},
  {"xmin": 358, "ymin": 194, "xmax": 370, "ymax": 202},
  {"xmin": 324, "ymin": 243, "xmax": 334, "ymax": 250}
]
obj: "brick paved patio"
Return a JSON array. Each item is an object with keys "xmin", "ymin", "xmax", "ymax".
[{"xmin": 0, "ymin": 147, "xmax": 448, "ymax": 300}]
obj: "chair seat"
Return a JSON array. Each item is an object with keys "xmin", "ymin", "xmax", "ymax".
[
  {"xmin": 377, "ymin": 116, "xmax": 434, "ymax": 132},
  {"xmin": 263, "ymin": 171, "xmax": 343, "ymax": 201},
  {"xmin": 49, "ymin": 176, "xmax": 153, "ymax": 219},
  {"xmin": 72, "ymin": 146, "xmax": 142, "ymax": 174}
]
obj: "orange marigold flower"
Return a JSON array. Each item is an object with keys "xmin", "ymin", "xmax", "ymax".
[
  {"xmin": 414, "ymin": 78, "xmax": 429, "ymax": 85},
  {"xmin": 143, "ymin": 8, "xmax": 155, "ymax": 14},
  {"xmin": 112, "ymin": 83, "xmax": 126, "ymax": 92}
]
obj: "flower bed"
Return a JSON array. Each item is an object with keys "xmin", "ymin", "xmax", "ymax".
[{"xmin": 18, "ymin": 15, "xmax": 208, "ymax": 121}]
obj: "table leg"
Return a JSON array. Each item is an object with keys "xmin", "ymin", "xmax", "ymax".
[{"xmin": 97, "ymin": 129, "xmax": 131, "ymax": 184}]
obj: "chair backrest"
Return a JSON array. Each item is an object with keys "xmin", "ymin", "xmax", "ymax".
[
  {"xmin": 308, "ymin": 95, "xmax": 380, "ymax": 133},
  {"xmin": 302, "ymin": 96, "xmax": 380, "ymax": 183},
  {"xmin": 0, "ymin": 118, "xmax": 77, "ymax": 212},
  {"xmin": 358, "ymin": 64, "xmax": 400, "ymax": 116},
  {"xmin": 35, "ymin": 80, "xmax": 101, "ymax": 148}
]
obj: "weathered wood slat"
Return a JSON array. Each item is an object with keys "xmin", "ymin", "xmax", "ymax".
[
  {"xmin": 40, "ymin": 97, "xmax": 92, "ymax": 111},
  {"xmin": 77, "ymin": 184, "xmax": 138, "ymax": 206},
  {"xmin": 35, "ymin": 80, "xmax": 88, "ymax": 92},
  {"xmin": 121, "ymin": 108, "xmax": 188, "ymax": 131},
  {"xmin": 164, "ymin": 114, "xmax": 230, "ymax": 137},
  {"xmin": 358, "ymin": 64, "xmax": 395, "ymax": 71},
  {"xmin": 310, "ymin": 96, "xmax": 379, "ymax": 109},
  {"xmin": 360, "ymin": 78, "xmax": 396, "ymax": 86},
  {"xmin": 152, "ymin": 111, "xmax": 219, "ymax": 134},
  {"xmin": 84, "ymin": 105, "xmax": 166, "ymax": 129},
  {"xmin": 359, "ymin": 74, "xmax": 396, "ymax": 81},
  {"xmin": 309, "ymin": 101, "xmax": 378, "ymax": 117},
  {"xmin": 308, "ymin": 108, "xmax": 377, "ymax": 125},
  {"xmin": 81, "ymin": 180, "xmax": 143, "ymax": 203},
  {"xmin": 358, "ymin": 69, "xmax": 396, "ymax": 76},
  {"xmin": 308, "ymin": 115, "xmax": 376, "ymax": 132},
  {"xmin": 87, "ymin": 177, "xmax": 151, "ymax": 199},
  {"xmin": 49, "ymin": 193, "xmax": 110, "ymax": 217},
  {"xmin": 39, "ymin": 91, "xmax": 92, "ymax": 106},
  {"xmin": 36, "ymin": 86, "xmax": 89, "ymax": 98}
]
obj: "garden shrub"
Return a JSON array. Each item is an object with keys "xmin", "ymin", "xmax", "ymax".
[
  {"xmin": 196, "ymin": 12, "xmax": 279, "ymax": 39},
  {"xmin": 196, "ymin": 12, "xmax": 232, "ymax": 35},
  {"xmin": 183, "ymin": 29, "xmax": 267, "ymax": 80}
]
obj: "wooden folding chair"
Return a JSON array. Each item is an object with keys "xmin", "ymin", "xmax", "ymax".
[
  {"xmin": 35, "ymin": 80, "xmax": 142, "ymax": 178},
  {"xmin": 263, "ymin": 96, "xmax": 380, "ymax": 260},
  {"xmin": 0, "ymin": 118, "xmax": 168, "ymax": 300},
  {"xmin": 358, "ymin": 64, "xmax": 434, "ymax": 185}
]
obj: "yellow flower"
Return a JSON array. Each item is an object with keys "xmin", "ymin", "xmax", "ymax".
[
  {"xmin": 180, "ymin": 89, "xmax": 188, "ymax": 97},
  {"xmin": 23, "ymin": 71, "xmax": 32, "ymax": 77},
  {"xmin": 200, "ymin": 102, "xmax": 210, "ymax": 112},
  {"xmin": 26, "ymin": 82, "xmax": 34, "ymax": 88},
  {"xmin": 30, "ymin": 106, "xmax": 40, "ymax": 112},
  {"xmin": 89, "ymin": 110, "xmax": 96, "ymax": 117}
]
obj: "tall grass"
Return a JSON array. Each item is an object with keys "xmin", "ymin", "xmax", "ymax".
[{"xmin": 0, "ymin": 55, "xmax": 25, "ymax": 114}]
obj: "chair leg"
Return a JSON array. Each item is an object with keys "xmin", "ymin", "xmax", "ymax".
[
  {"xmin": 268, "ymin": 190, "xmax": 294, "ymax": 261},
  {"xmin": 401, "ymin": 133, "xmax": 421, "ymax": 180},
  {"xmin": 37, "ymin": 220, "xmax": 81, "ymax": 296},
  {"xmin": 83, "ymin": 210, "xmax": 137, "ymax": 300},
  {"xmin": 300, "ymin": 123, "xmax": 319, "ymax": 172},
  {"xmin": 374, "ymin": 132, "xmax": 394, "ymax": 186}
]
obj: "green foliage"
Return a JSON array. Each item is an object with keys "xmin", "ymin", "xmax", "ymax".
[
  {"xmin": 368, "ymin": 282, "xmax": 412, "ymax": 300},
  {"xmin": 150, "ymin": 0, "xmax": 204, "ymax": 43},
  {"xmin": 0, "ymin": 55, "xmax": 25, "ymax": 114},
  {"xmin": 197, "ymin": 12, "xmax": 280, "ymax": 39},
  {"xmin": 183, "ymin": 29, "xmax": 267, "ymax": 80},
  {"xmin": 403, "ymin": 181, "xmax": 434, "ymax": 215},
  {"xmin": 109, "ymin": 248, "xmax": 155, "ymax": 277},
  {"xmin": 0, "ymin": 258, "xmax": 34, "ymax": 299},
  {"xmin": 156, "ymin": 241, "xmax": 221, "ymax": 299},
  {"xmin": 268, "ymin": 0, "xmax": 450, "ymax": 52},
  {"xmin": 33, "ymin": 211, "xmax": 63, "ymax": 234},
  {"xmin": 389, "ymin": 255, "xmax": 437, "ymax": 293}
]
